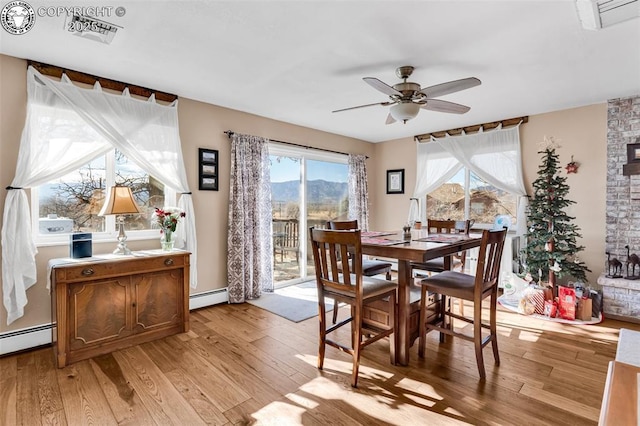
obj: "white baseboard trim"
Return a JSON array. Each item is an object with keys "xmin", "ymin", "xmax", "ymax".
[
  {"xmin": 1, "ymin": 287, "xmax": 229, "ymax": 356},
  {"xmin": 0, "ymin": 323, "xmax": 53, "ymax": 356},
  {"xmin": 189, "ymin": 287, "xmax": 228, "ymax": 310}
]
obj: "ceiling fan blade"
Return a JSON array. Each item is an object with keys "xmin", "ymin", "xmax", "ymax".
[
  {"xmin": 421, "ymin": 99, "xmax": 471, "ymax": 114},
  {"xmin": 420, "ymin": 77, "xmax": 481, "ymax": 98},
  {"xmin": 385, "ymin": 113, "xmax": 396, "ymax": 125},
  {"xmin": 363, "ymin": 77, "xmax": 402, "ymax": 97},
  {"xmin": 332, "ymin": 101, "xmax": 391, "ymax": 113}
]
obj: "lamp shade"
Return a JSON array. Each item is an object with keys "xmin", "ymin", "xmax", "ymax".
[
  {"xmin": 98, "ymin": 186, "xmax": 141, "ymax": 216},
  {"xmin": 390, "ymin": 102, "xmax": 420, "ymax": 123}
]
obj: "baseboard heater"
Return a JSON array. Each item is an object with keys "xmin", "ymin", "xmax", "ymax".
[
  {"xmin": 189, "ymin": 287, "xmax": 228, "ymax": 310},
  {"xmin": 0, "ymin": 287, "xmax": 229, "ymax": 356},
  {"xmin": 0, "ymin": 323, "xmax": 53, "ymax": 356}
]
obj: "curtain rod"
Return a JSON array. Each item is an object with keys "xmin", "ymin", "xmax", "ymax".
[
  {"xmin": 414, "ymin": 116, "xmax": 529, "ymax": 142},
  {"xmin": 28, "ymin": 60, "xmax": 178, "ymax": 103},
  {"xmin": 224, "ymin": 130, "xmax": 368, "ymax": 158}
]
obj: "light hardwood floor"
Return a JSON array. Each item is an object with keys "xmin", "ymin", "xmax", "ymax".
[{"xmin": 1, "ymin": 300, "xmax": 638, "ymax": 425}]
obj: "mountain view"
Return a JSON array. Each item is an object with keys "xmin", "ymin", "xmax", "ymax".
[{"xmin": 271, "ymin": 179, "xmax": 348, "ymax": 203}]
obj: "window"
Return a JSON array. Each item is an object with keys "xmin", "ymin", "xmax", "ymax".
[
  {"xmin": 32, "ymin": 148, "xmax": 175, "ymax": 244},
  {"xmin": 426, "ymin": 168, "xmax": 517, "ymax": 227}
]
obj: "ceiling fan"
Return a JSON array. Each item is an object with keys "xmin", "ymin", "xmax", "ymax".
[{"xmin": 333, "ymin": 66, "xmax": 481, "ymax": 124}]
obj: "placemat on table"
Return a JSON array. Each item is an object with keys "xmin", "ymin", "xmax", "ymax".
[
  {"xmin": 362, "ymin": 237, "xmax": 408, "ymax": 246},
  {"xmin": 414, "ymin": 234, "xmax": 471, "ymax": 243},
  {"xmin": 361, "ymin": 231, "xmax": 396, "ymax": 238}
]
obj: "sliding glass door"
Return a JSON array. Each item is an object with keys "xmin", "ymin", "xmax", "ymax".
[{"xmin": 269, "ymin": 144, "xmax": 348, "ymax": 287}]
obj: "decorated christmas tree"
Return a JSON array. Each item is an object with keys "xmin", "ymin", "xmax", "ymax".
[{"xmin": 522, "ymin": 136, "xmax": 590, "ymax": 286}]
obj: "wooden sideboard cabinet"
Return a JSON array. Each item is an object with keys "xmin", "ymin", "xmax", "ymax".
[{"xmin": 50, "ymin": 250, "xmax": 190, "ymax": 368}]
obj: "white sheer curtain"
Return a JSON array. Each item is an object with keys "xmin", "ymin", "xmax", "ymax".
[
  {"xmin": 437, "ymin": 125, "xmax": 528, "ymax": 235},
  {"xmin": 227, "ymin": 133, "xmax": 273, "ymax": 303},
  {"xmin": 1, "ymin": 66, "xmax": 197, "ymax": 325},
  {"xmin": 408, "ymin": 141, "xmax": 463, "ymax": 223},
  {"xmin": 410, "ymin": 124, "xmax": 527, "ymax": 234},
  {"xmin": 348, "ymin": 154, "xmax": 369, "ymax": 231}
]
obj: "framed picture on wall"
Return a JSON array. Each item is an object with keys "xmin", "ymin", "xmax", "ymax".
[
  {"xmin": 386, "ymin": 169, "xmax": 404, "ymax": 194},
  {"xmin": 199, "ymin": 148, "xmax": 219, "ymax": 191},
  {"xmin": 627, "ymin": 143, "xmax": 640, "ymax": 163}
]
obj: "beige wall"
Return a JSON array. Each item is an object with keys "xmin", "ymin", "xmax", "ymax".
[
  {"xmin": 0, "ymin": 54, "xmax": 375, "ymax": 333},
  {"xmin": 371, "ymin": 103, "xmax": 608, "ymax": 284}
]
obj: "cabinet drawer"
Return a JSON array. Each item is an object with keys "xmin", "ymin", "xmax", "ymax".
[{"xmin": 55, "ymin": 254, "xmax": 187, "ymax": 282}]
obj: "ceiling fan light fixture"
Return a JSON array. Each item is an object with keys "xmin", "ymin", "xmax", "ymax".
[{"xmin": 390, "ymin": 102, "xmax": 420, "ymax": 123}]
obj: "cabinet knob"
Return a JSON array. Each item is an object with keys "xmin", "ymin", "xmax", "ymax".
[
  {"xmin": 81, "ymin": 268, "xmax": 94, "ymax": 276},
  {"xmin": 164, "ymin": 258, "xmax": 174, "ymax": 266}
]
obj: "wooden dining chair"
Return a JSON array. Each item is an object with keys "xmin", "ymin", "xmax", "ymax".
[
  {"xmin": 309, "ymin": 227, "xmax": 397, "ymax": 387},
  {"xmin": 327, "ymin": 220, "xmax": 393, "ymax": 324},
  {"xmin": 411, "ymin": 219, "xmax": 472, "ymax": 316},
  {"xmin": 411, "ymin": 219, "xmax": 472, "ymax": 274},
  {"xmin": 418, "ymin": 228, "xmax": 507, "ymax": 379}
]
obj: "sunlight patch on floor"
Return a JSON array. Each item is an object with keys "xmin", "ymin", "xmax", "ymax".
[
  {"xmin": 250, "ymin": 400, "xmax": 307, "ymax": 425},
  {"xmin": 285, "ymin": 392, "xmax": 319, "ymax": 409},
  {"xmin": 516, "ymin": 329, "xmax": 542, "ymax": 342},
  {"xmin": 397, "ymin": 377, "xmax": 444, "ymax": 402},
  {"xmin": 444, "ymin": 406, "xmax": 467, "ymax": 418}
]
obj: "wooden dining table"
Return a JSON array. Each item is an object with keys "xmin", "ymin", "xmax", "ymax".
[{"xmin": 360, "ymin": 229, "xmax": 483, "ymax": 366}]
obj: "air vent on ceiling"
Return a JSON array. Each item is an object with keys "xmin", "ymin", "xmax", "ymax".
[
  {"xmin": 64, "ymin": 14, "xmax": 123, "ymax": 44},
  {"xmin": 576, "ymin": 0, "xmax": 640, "ymax": 29}
]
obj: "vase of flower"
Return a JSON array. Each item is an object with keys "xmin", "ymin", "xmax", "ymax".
[
  {"xmin": 160, "ymin": 228, "xmax": 174, "ymax": 251},
  {"xmin": 153, "ymin": 207, "xmax": 186, "ymax": 251}
]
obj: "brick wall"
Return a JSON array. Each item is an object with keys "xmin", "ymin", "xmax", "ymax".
[
  {"xmin": 603, "ymin": 94, "xmax": 640, "ymax": 320},
  {"xmin": 606, "ymin": 95, "xmax": 640, "ymax": 258}
]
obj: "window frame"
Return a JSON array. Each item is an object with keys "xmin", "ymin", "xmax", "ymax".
[{"xmin": 31, "ymin": 148, "xmax": 176, "ymax": 247}]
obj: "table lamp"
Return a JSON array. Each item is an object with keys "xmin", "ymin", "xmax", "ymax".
[{"xmin": 98, "ymin": 185, "xmax": 141, "ymax": 255}]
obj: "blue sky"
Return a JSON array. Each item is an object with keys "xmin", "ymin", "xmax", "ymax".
[{"xmin": 269, "ymin": 156, "xmax": 348, "ymax": 183}]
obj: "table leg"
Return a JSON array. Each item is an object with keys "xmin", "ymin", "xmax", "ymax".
[{"xmin": 397, "ymin": 259, "xmax": 412, "ymax": 366}]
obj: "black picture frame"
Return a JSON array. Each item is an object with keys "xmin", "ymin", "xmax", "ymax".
[
  {"xmin": 199, "ymin": 148, "xmax": 219, "ymax": 191},
  {"xmin": 386, "ymin": 169, "xmax": 404, "ymax": 194},
  {"xmin": 627, "ymin": 143, "xmax": 640, "ymax": 163}
]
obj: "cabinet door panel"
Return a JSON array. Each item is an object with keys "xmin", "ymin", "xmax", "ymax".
[
  {"xmin": 69, "ymin": 278, "xmax": 131, "ymax": 350},
  {"xmin": 133, "ymin": 270, "xmax": 183, "ymax": 332}
]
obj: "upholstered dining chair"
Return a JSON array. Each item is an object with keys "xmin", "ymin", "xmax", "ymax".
[
  {"xmin": 418, "ymin": 228, "xmax": 507, "ymax": 379},
  {"xmin": 327, "ymin": 220, "xmax": 393, "ymax": 324},
  {"xmin": 309, "ymin": 227, "xmax": 397, "ymax": 387}
]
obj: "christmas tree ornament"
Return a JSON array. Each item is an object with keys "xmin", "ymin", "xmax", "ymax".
[{"xmin": 565, "ymin": 155, "xmax": 579, "ymax": 174}]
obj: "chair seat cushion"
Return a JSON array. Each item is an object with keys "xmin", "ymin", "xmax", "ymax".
[
  {"xmin": 411, "ymin": 256, "xmax": 462, "ymax": 273},
  {"xmin": 327, "ymin": 275, "xmax": 397, "ymax": 299},
  {"xmin": 362, "ymin": 259, "xmax": 392, "ymax": 276},
  {"xmin": 337, "ymin": 259, "xmax": 392, "ymax": 277},
  {"xmin": 419, "ymin": 270, "xmax": 477, "ymax": 300}
]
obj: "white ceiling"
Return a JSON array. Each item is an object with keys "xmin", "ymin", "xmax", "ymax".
[{"xmin": 1, "ymin": 1, "xmax": 639, "ymax": 143}]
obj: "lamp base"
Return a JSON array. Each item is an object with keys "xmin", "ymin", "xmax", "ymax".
[
  {"xmin": 112, "ymin": 242, "xmax": 132, "ymax": 255},
  {"xmin": 113, "ymin": 216, "xmax": 132, "ymax": 255}
]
